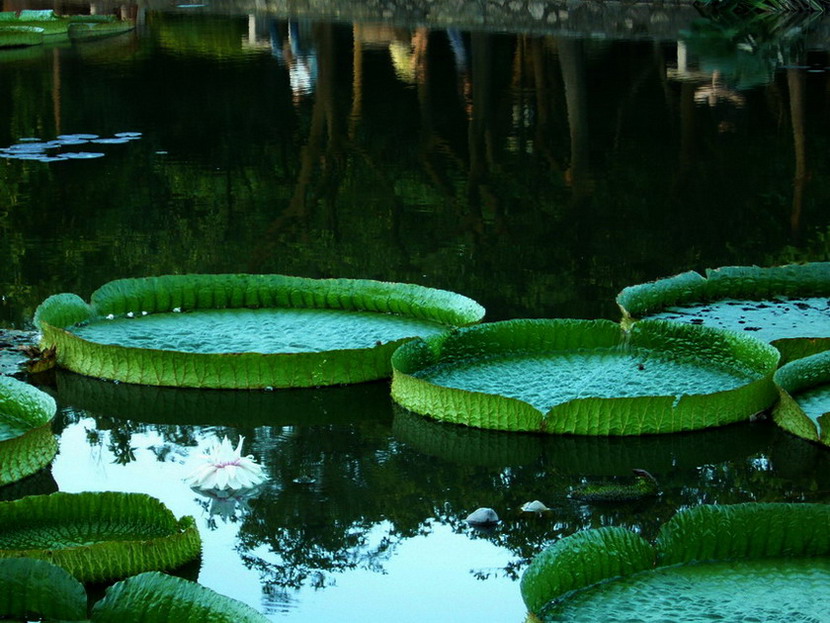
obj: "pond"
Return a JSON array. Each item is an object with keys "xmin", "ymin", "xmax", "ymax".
[{"xmin": 2, "ymin": 3, "xmax": 830, "ymax": 621}]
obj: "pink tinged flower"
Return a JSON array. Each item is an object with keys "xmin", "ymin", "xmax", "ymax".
[{"xmin": 184, "ymin": 436, "xmax": 268, "ymax": 492}]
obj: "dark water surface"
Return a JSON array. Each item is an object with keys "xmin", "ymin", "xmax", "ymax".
[{"xmin": 2, "ymin": 6, "xmax": 830, "ymax": 621}]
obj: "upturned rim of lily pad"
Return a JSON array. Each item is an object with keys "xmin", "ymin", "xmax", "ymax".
[
  {"xmin": 391, "ymin": 318, "xmax": 779, "ymax": 436},
  {"xmin": 616, "ymin": 262, "xmax": 830, "ymax": 363},
  {"xmin": 520, "ymin": 502, "xmax": 830, "ymax": 617},
  {"xmin": 34, "ymin": 274, "xmax": 485, "ymax": 389},
  {"xmin": 773, "ymin": 351, "xmax": 830, "ymax": 447},
  {"xmin": 0, "ymin": 376, "xmax": 58, "ymax": 486},
  {"xmin": 0, "ymin": 491, "xmax": 201, "ymax": 583}
]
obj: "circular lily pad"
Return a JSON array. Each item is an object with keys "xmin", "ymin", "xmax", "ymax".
[
  {"xmin": 34, "ymin": 274, "xmax": 484, "ymax": 389},
  {"xmin": 391, "ymin": 318, "xmax": 779, "ymax": 435},
  {"xmin": 0, "ymin": 491, "xmax": 201, "ymax": 583},
  {"xmin": 617, "ymin": 263, "xmax": 830, "ymax": 364},
  {"xmin": 772, "ymin": 351, "xmax": 830, "ymax": 448},
  {"xmin": 0, "ymin": 377, "xmax": 57, "ymax": 487},
  {"xmin": 522, "ymin": 503, "xmax": 830, "ymax": 621}
]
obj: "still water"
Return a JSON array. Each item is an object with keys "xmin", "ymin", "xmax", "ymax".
[{"xmin": 2, "ymin": 4, "xmax": 830, "ymax": 621}]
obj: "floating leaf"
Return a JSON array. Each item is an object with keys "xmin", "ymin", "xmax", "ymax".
[
  {"xmin": 617, "ymin": 263, "xmax": 830, "ymax": 363},
  {"xmin": 0, "ymin": 557, "xmax": 87, "ymax": 621},
  {"xmin": 523, "ymin": 503, "xmax": 830, "ymax": 621},
  {"xmin": 391, "ymin": 319, "xmax": 778, "ymax": 435},
  {"xmin": 0, "ymin": 491, "xmax": 202, "ymax": 582},
  {"xmin": 91, "ymin": 571, "xmax": 269, "ymax": 623},
  {"xmin": 34, "ymin": 274, "xmax": 484, "ymax": 388},
  {"xmin": 773, "ymin": 350, "xmax": 830, "ymax": 447},
  {"xmin": 520, "ymin": 526, "xmax": 655, "ymax": 614},
  {"xmin": 0, "ymin": 376, "xmax": 57, "ymax": 486}
]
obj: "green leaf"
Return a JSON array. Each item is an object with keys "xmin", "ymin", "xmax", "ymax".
[
  {"xmin": 34, "ymin": 274, "xmax": 484, "ymax": 389},
  {"xmin": 656, "ymin": 502, "xmax": 830, "ymax": 564},
  {"xmin": 0, "ymin": 376, "xmax": 58, "ymax": 486},
  {"xmin": 525, "ymin": 503, "xmax": 830, "ymax": 620},
  {"xmin": 772, "ymin": 351, "xmax": 830, "ymax": 446},
  {"xmin": 520, "ymin": 527, "xmax": 656, "ymax": 614},
  {"xmin": 391, "ymin": 319, "xmax": 778, "ymax": 435},
  {"xmin": 0, "ymin": 491, "xmax": 202, "ymax": 583},
  {"xmin": 617, "ymin": 263, "xmax": 830, "ymax": 364},
  {"xmin": 91, "ymin": 572, "xmax": 269, "ymax": 623},
  {"xmin": 0, "ymin": 557, "xmax": 88, "ymax": 621}
]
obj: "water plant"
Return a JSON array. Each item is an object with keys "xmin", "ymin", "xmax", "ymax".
[
  {"xmin": 34, "ymin": 274, "xmax": 484, "ymax": 389},
  {"xmin": 521, "ymin": 502, "xmax": 830, "ymax": 621},
  {"xmin": 0, "ymin": 376, "xmax": 58, "ymax": 486},
  {"xmin": 618, "ymin": 262, "xmax": 830, "ymax": 364},
  {"xmin": 391, "ymin": 318, "xmax": 778, "ymax": 435},
  {"xmin": 0, "ymin": 491, "xmax": 201, "ymax": 582},
  {"xmin": 773, "ymin": 350, "xmax": 830, "ymax": 447},
  {"xmin": 0, "ymin": 558, "xmax": 269, "ymax": 622}
]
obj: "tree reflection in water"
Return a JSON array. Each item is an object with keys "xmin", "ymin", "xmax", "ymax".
[{"xmin": 50, "ymin": 370, "xmax": 830, "ymax": 606}]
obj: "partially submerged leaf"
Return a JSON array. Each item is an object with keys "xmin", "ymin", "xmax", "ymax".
[
  {"xmin": 391, "ymin": 319, "xmax": 778, "ymax": 435},
  {"xmin": 0, "ymin": 491, "xmax": 202, "ymax": 582},
  {"xmin": 0, "ymin": 376, "xmax": 58, "ymax": 486},
  {"xmin": 0, "ymin": 557, "xmax": 87, "ymax": 621},
  {"xmin": 34, "ymin": 274, "xmax": 484, "ymax": 388},
  {"xmin": 773, "ymin": 351, "xmax": 830, "ymax": 447},
  {"xmin": 91, "ymin": 571, "xmax": 269, "ymax": 623},
  {"xmin": 617, "ymin": 263, "xmax": 830, "ymax": 363}
]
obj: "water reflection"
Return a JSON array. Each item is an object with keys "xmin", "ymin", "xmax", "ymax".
[
  {"xmin": 3, "ymin": 6, "xmax": 830, "ymax": 620},
  {"xmin": 42, "ymin": 368, "xmax": 830, "ymax": 618}
]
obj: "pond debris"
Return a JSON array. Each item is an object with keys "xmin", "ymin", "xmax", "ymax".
[
  {"xmin": 568, "ymin": 468, "xmax": 660, "ymax": 503},
  {"xmin": 520, "ymin": 500, "xmax": 551, "ymax": 514},
  {"xmin": 465, "ymin": 507, "xmax": 499, "ymax": 527},
  {"xmin": 19, "ymin": 344, "xmax": 57, "ymax": 374}
]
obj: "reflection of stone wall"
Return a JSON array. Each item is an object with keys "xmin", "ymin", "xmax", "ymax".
[{"xmin": 183, "ymin": 0, "xmax": 704, "ymax": 39}]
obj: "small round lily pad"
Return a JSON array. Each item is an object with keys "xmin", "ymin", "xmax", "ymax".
[
  {"xmin": 617, "ymin": 263, "xmax": 830, "ymax": 364},
  {"xmin": 0, "ymin": 377, "xmax": 57, "ymax": 487},
  {"xmin": 391, "ymin": 318, "xmax": 778, "ymax": 435},
  {"xmin": 34, "ymin": 274, "xmax": 484, "ymax": 389}
]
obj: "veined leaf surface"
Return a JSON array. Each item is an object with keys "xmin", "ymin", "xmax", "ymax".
[
  {"xmin": 0, "ymin": 491, "xmax": 201, "ymax": 582},
  {"xmin": 0, "ymin": 376, "xmax": 58, "ymax": 486},
  {"xmin": 617, "ymin": 263, "xmax": 830, "ymax": 363},
  {"xmin": 0, "ymin": 557, "xmax": 87, "ymax": 621},
  {"xmin": 391, "ymin": 319, "xmax": 778, "ymax": 435},
  {"xmin": 91, "ymin": 571, "xmax": 269, "ymax": 623},
  {"xmin": 523, "ymin": 503, "xmax": 830, "ymax": 621},
  {"xmin": 34, "ymin": 274, "xmax": 484, "ymax": 388}
]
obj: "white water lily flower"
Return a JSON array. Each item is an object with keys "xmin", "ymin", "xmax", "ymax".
[{"xmin": 184, "ymin": 436, "xmax": 268, "ymax": 491}]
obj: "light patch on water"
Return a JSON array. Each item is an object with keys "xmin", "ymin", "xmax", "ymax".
[
  {"xmin": 542, "ymin": 558, "xmax": 830, "ymax": 622},
  {"xmin": 70, "ymin": 308, "xmax": 448, "ymax": 354},
  {"xmin": 649, "ymin": 297, "xmax": 830, "ymax": 342},
  {"xmin": 415, "ymin": 350, "xmax": 755, "ymax": 411}
]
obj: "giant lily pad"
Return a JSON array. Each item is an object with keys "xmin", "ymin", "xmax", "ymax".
[
  {"xmin": 34, "ymin": 274, "xmax": 484, "ymax": 389},
  {"xmin": 772, "ymin": 350, "xmax": 830, "ymax": 448},
  {"xmin": 0, "ymin": 557, "xmax": 87, "ymax": 621},
  {"xmin": 521, "ymin": 503, "xmax": 830, "ymax": 621},
  {"xmin": 0, "ymin": 560, "xmax": 269, "ymax": 622},
  {"xmin": 0, "ymin": 376, "xmax": 58, "ymax": 486},
  {"xmin": 391, "ymin": 318, "xmax": 778, "ymax": 435},
  {"xmin": 0, "ymin": 491, "xmax": 201, "ymax": 582},
  {"xmin": 91, "ymin": 571, "xmax": 270, "ymax": 623},
  {"xmin": 617, "ymin": 263, "xmax": 830, "ymax": 364}
]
